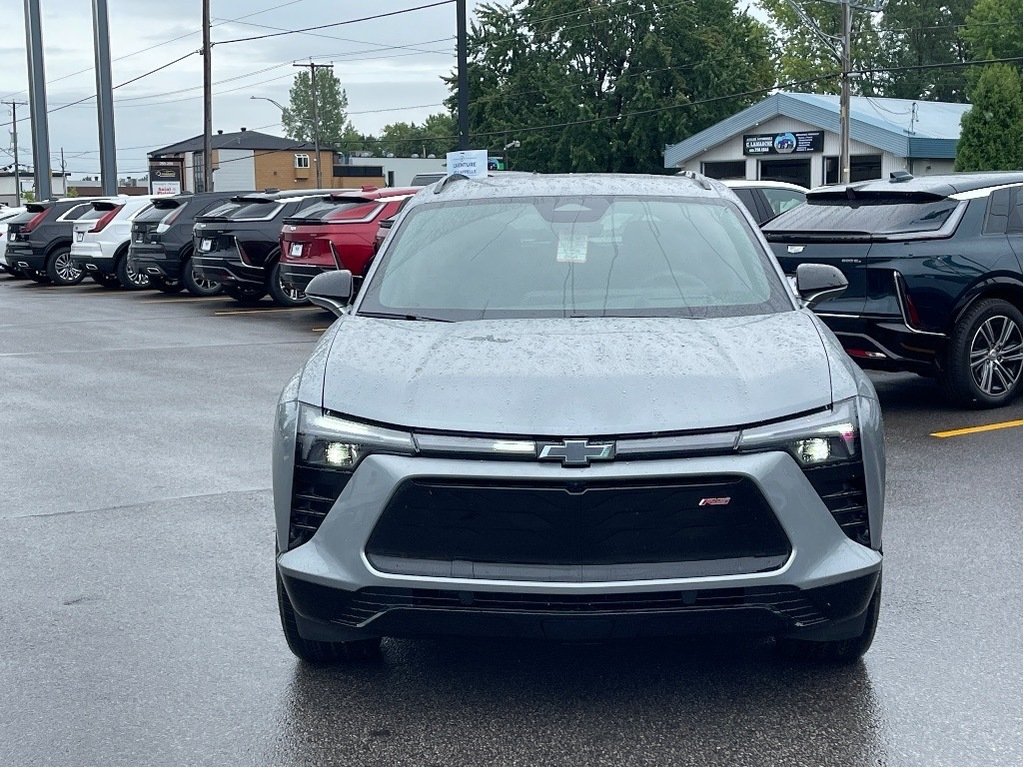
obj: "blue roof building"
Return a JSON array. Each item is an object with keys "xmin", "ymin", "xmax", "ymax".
[{"xmin": 663, "ymin": 92, "xmax": 971, "ymax": 188}]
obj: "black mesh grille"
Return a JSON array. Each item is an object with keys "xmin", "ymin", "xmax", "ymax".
[
  {"xmin": 366, "ymin": 476, "xmax": 791, "ymax": 570},
  {"xmin": 803, "ymin": 460, "xmax": 870, "ymax": 545},
  {"xmin": 325, "ymin": 585, "xmax": 828, "ymax": 629},
  {"xmin": 288, "ymin": 464, "xmax": 351, "ymax": 549}
]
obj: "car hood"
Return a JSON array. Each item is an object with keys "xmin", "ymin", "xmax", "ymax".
[{"xmin": 319, "ymin": 312, "xmax": 835, "ymax": 435}]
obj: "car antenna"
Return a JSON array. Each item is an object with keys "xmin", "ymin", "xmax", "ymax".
[{"xmin": 676, "ymin": 169, "xmax": 713, "ymax": 191}]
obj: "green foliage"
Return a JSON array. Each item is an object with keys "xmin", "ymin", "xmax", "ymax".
[
  {"xmin": 955, "ymin": 63, "xmax": 1023, "ymax": 171},
  {"xmin": 877, "ymin": 0, "xmax": 972, "ymax": 102},
  {"xmin": 369, "ymin": 114, "xmax": 458, "ymax": 157},
  {"xmin": 448, "ymin": 0, "xmax": 775, "ymax": 174},
  {"xmin": 962, "ymin": 0, "xmax": 1023, "ymax": 90},
  {"xmin": 282, "ymin": 68, "xmax": 354, "ymax": 149},
  {"xmin": 758, "ymin": 0, "xmax": 886, "ymax": 94},
  {"xmin": 21, "ymin": 190, "xmax": 35, "ymax": 203}
]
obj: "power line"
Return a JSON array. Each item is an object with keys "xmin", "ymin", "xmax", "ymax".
[
  {"xmin": 215, "ymin": 16, "xmax": 456, "ymax": 54},
  {"xmin": 214, "ymin": 1, "xmax": 457, "ymax": 46}
]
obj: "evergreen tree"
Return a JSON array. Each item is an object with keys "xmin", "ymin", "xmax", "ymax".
[{"xmin": 954, "ymin": 63, "xmax": 1023, "ymax": 171}]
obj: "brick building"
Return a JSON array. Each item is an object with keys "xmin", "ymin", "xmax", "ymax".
[{"xmin": 147, "ymin": 129, "xmax": 385, "ymax": 194}]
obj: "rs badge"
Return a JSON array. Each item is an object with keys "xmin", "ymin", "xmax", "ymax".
[{"xmin": 699, "ymin": 497, "xmax": 731, "ymax": 506}]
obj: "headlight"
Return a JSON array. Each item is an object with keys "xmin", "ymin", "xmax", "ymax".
[
  {"xmin": 297, "ymin": 404, "xmax": 415, "ymax": 469},
  {"xmin": 737, "ymin": 398, "xmax": 859, "ymax": 466}
]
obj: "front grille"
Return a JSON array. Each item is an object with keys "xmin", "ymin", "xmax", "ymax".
[
  {"xmin": 365, "ymin": 477, "xmax": 791, "ymax": 573},
  {"xmin": 803, "ymin": 460, "xmax": 870, "ymax": 545},
  {"xmin": 288, "ymin": 464, "xmax": 351, "ymax": 549},
  {"xmin": 324, "ymin": 585, "xmax": 828, "ymax": 629}
]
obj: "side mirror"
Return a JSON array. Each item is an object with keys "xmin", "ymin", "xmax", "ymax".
[
  {"xmin": 306, "ymin": 270, "xmax": 353, "ymax": 317},
  {"xmin": 795, "ymin": 263, "xmax": 848, "ymax": 308}
]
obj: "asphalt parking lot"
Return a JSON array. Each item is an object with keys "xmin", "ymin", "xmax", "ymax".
[{"xmin": 1, "ymin": 276, "xmax": 1021, "ymax": 766}]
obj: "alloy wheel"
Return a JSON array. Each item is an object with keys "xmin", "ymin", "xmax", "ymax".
[
  {"xmin": 124, "ymin": 260, "xmax": 150, "ymax": 288},
  {"xmin": 55, "ymin": 251, "xmax": 81, "ymax": 282},
  {"xmin": 192, "ymin": 268, "xmax": 219, "ymax": 291},
  {"xmin": 279, "ymin": 273, "xmax": 305, "ymax": 302},
  {"xmin": 969, "ymin": 314, "xmax": 1023, "ymax": 396}
]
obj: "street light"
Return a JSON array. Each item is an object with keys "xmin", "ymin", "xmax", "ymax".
[{"xmin": 250, "ymin": 95, "xmax": 286, "ymax": 114}]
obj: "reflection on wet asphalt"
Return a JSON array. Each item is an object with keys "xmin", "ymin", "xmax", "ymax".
[{"xmin": 0, "ymin": 281, "xmax": 1020, "ymax": 765}]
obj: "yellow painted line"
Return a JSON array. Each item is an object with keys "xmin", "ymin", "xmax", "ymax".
[
  {"xmin": 931, "ymin": 419, "xmax": 1023, "ymax": 439},
  {"xmin": 213, "ymin": 306, "xmax": 318, "ymax": 316},
  {"xmin": 311, "ymin": 327, "xmax": 328, "ymax": 332}
]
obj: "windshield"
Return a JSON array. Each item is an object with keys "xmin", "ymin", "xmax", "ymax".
[
  {"xmin": 764, "ymin": 193, "xmax": 959, "ymax": 236},
  {"xmin": 286, "ymin": 199, "xmax": 375, "ymax": 223},
  {"xmin": 359, "ymin": 195, "xmax": 791, "ymax": 321},
  {"xmin": 134, "ymin": 202, "xmax": 179, "ymax": 223}
]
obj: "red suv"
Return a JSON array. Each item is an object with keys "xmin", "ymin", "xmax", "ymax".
[{"xmin": 279, "ymin": 188, "xmax": 416, "ymax": 294}]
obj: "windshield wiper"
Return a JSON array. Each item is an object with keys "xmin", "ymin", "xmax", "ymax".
[{"xmin": 360, "ymin": 311, "xmax": 454, "ymax": 323}]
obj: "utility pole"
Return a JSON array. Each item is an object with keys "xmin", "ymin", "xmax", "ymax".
[
  {"xmin": 23, "ymin": 0, "xmax": 52, "ymax": 201},
  {"xmin": 294, "ymin": 61, "xmax": 333, "ymax": 188},
  {"xmin": 839, "ymin": 0, "xmax": 852, "ymax": 184},
  {"xmin": 92, "ymin": 0, "xmax": 117, "ymax": 195},
  {"xmin": 456, "ymin": 0, "xmax": 469, "ymax": 150},
  {"xmin": 202, "ymin": 0, "xmax": 213, "ymax": 192},
  {"xmin": 782, "ymin": 0, "xmax": 886, "ymax": 186},
  {"xmin": 3, "ymin": 101, "xmax": 26, "ymax": 204}
]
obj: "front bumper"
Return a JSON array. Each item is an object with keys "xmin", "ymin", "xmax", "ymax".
[
  {"xmin": 276, "ymin": 450, "xmax": 882, "ymax": 643},
  {"xmin": 129, "ymin": 243, "xmax": 178, "ymax": 279},
  {"xmin": 192, "ymin": 250, "xmax": 264, "ymax": 289},
  {"xmin": 70, "ymin": 241, "xmax": 115, "ymax": 275},
  {"xmin": 818, "ymin": 313, "xmax": 947, "ymax": 373}
]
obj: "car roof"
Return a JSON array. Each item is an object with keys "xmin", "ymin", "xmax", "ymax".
[
  {"xmin": 423, "ymin": 172, "xmax": 728, "ymax": 202},
  {"xmin": 809, "ymin": 171, "xmax": 1023, "ymax": 198},
  {"xmin": 721, "ymin": 179, "xmax": 808, "ymax": 193}
]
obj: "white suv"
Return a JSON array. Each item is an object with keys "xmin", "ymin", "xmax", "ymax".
[
  {"xmin": 0, "ymin": 206, "xmax": 27, "ymax": 275},
  {"xmin": 70, "ymin": 196, "xmax": 161, "ymax": 289}
]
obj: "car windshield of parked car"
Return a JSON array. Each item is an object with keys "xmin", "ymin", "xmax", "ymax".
[
  {"xmin": 359, "ymin": 195, "xmax": 791, "ymax": 320},
  {"xmin": 287, "ymin": 200, "xmax": 377, "ymax": 223},
  {"xmin": 763, "ymin": 192, "xmax": 959, "ymax": 236}
]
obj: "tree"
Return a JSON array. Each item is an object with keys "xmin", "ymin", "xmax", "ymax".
[
  {"xmin": 876, "ymin": 0, "xmax": 972, "ymax": 102},
  {"xmin": 450, "ymin": 0, "xmax": 775, "ymax": 174},
  {"xmin": 368, "ymin": 114, "xmax": 457, "ymax": 157},
  {"xmin": 962, "ymin": 0, "xmax": 1023, "ymax": 90},
  {"xmin": 758, "ymin": 0, "xmax": 886, "ymax": 95},
  {"xmin": 954, "ymin": 63, "xmax": 1023, "ymax": 171},
  {"xmin": 282, "ymin": 68, "xmax": 354, "ymax": 150}
]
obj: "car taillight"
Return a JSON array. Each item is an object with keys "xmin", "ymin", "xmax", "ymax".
[
  {"xmin": 21, "ymin": 209, "xmax": 49, "ymax": 234},
  {"xmin": 156, "ymin": 205, "xmax": 184, "ymax": 234},
  {"xmin": 90, "ymin": 205, "xmax": 124, "ymax": 233}
]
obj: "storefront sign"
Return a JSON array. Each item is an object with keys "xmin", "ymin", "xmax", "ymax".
[
  {"xmin": 149, "ymin": 164, "xmax": 182, "ymax": 195},
  {"xmin": 743, "ymin": 131, "xmax": 824, "ymax": 156}
]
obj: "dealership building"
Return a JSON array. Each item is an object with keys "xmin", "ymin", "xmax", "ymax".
[{"xmin": 664, "ymin": 91, "xmax": 971, "ymax": 187}]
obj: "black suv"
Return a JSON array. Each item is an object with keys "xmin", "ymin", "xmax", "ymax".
[
  {"xmin": 191, "ymin": 190, "xmax": 341, "ymax": 305},
  {"xmin": 764, "ymin": 172, "xmax": 1023, "ymax": 407},
  {"xmin": 128, "ymin": 191, "xmax": 247, "ymax": 296},
  {"xmin": 3, "ymin": 198, "xmax": 109, "ymax": 285}
]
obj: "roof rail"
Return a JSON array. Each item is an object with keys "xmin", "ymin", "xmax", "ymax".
[
  {"xmin": 433, "ymin": 173, "xmax": 470, "ymax": 194},
  {"xmin": 676, "ymin": 169, "xmax": 713, "ymax": 191}
]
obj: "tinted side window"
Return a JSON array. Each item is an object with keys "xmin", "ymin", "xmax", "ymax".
[
  {"xmin": 58, "ymin": 203, "xmax": 95, "ymax": 221},
  {"xmin": 1008, "ymin": 187, "xmax": 1022, "ymax": 235},
  {"xmin": 732, "ymin": 189, "xmax": 762, "ymax": 221},
  {"xmin": 984, "ymin": 188, "xmax": 1010, "ymax": 235}
]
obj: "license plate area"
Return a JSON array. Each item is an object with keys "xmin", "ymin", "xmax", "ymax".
[
  {"xmin": 75, "ymin": 231, "xmax": 84, "ymax": 242},
  {"xmin": 290, "ymin": 242, "xmax": 303, "ymax": 257},
  {"xmin": 200, "ymin": 238, "xmax": 213, "ymax": 252}
]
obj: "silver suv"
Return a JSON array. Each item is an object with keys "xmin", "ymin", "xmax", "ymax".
[{"xmin": 273, "ymin": 173, "xmax": 885, "ymax": 664}]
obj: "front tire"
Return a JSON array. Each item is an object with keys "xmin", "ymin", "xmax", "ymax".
[
  {"xmin": 941, "ymin": 298, "xmax": 1022, "ymax": 408},
  {"xmin": 267, "ymin": 261, "xmax": 308, "ymax": 307},
  {"xmin": 45, "ymin": 247, "xmax": 84, "ymax": 285},
  {"xmin": 276, "ymin": 570, "xmax": 382, "ymax": 664}
]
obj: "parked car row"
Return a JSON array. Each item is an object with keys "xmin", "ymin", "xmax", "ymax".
[
  {"xmin": 2, "ymin": 171, "xmax": 1020, "ymax": 409},
  {"xmin": 0, "ymin": 186, "xmax": 416, "ymax": 305}
]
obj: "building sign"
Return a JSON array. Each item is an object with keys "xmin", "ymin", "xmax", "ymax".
[
  {"xmin": 743, "ymin": 131, "xmax": 824, "ymax": 156},
  {"xmin": 149, "ymin": 163, "xmax": 182, "ymax": 195},
  {"xmin": 446, "ymin": 150, "xmax": 489, "ymax": 179}
]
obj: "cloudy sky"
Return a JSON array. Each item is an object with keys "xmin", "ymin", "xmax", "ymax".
[{"xmin": 0, "ymin": 0, "xmax": 488, "ymax": 178}]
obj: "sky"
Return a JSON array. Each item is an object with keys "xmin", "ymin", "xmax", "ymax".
[{"xmin": 0, "ymin": 0, "xmax": 489, "ymax": 179}]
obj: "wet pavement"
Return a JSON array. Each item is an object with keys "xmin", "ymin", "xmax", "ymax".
[{"xmin": 1, "ymin": 276, "xmax": 1021, "ymax": 766}]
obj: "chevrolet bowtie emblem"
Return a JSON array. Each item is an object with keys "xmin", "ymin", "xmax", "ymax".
[{"xmin": 537, "ymin": 439, "xmax": 616, "ymax": 467}]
